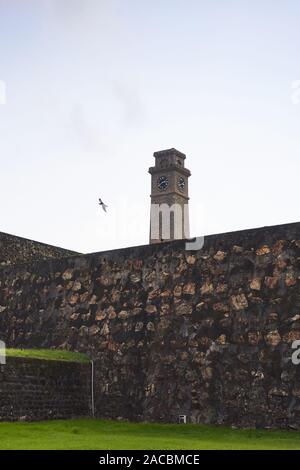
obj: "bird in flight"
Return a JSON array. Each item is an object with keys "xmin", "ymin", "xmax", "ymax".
[{"xmin": 99, "ymin": 198, "xmax": 108, "ymax": 213}]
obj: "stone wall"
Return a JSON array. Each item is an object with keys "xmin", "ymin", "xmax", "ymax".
[
  {"xmin": 0, "ymin": 357, "xmax": 91, "ymax": 421},
  {"xmin": 0, "ymin": 231, "xmax": 79, "ymax": 267},
  {"xmin": 0, "ymin": 222, "xmax": 299, "ymax": 428}
]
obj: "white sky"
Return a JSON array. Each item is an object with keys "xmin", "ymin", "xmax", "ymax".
[{"xmin": 0, "ymin": 0, "xmax": 299, "ymax": 253}]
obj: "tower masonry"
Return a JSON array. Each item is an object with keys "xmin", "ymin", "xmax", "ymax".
[{"xmin": 149, "ymin": 148, "xmax": 191, "ymax": 243}]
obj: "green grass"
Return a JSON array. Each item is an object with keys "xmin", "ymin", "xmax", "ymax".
[
  {"xmin": 5, "ymin": 348, "xmax": 89, "ymax": 363},
  {"xmin": 0, "ymin": 419, "xmax": 300, "ymax": 450}
]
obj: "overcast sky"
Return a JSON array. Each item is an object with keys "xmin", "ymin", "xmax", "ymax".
[{"xmin": 0, "ymin": 0, "xmax": 299, "ymax": 253}]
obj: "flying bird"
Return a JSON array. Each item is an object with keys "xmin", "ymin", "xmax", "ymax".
[{"xmin": 99, "ymin": 198, "xmax": 108, "ymax": 213}]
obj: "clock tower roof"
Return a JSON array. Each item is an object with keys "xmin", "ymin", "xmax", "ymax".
[
  {"xmin": 149, "ymin": 147, "xmax": 191, "ymax": 177},
  {"xmin": 153, "ymin": 148, "xmax": 186, "ymax": 160}
]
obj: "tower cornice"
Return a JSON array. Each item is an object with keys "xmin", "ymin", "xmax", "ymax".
[
  {"xmin": 148, "ymin": 166, "xmax": 191, "ymax": 177},
  {"xmin": 150, "ymin": 193, "xmax": 190, "ymax": 201}
]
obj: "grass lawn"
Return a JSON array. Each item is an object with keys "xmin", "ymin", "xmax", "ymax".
[
  {"xmin": 0, "ymin": 419, "xmax": 300, "ymax": 450},
  {"xmin": 5, "ymin": 348, "xmax": 89, "ymax": 363}
]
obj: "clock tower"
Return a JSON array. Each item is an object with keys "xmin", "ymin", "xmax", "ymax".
[{"xmin": 149, "ymin": 148, "xmax": 191, "ymax": 244}]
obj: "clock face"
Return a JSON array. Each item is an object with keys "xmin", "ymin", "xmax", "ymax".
[
  {"xmin": 178, "ymin": 176, "xmax": 185, "ymax": 192},
  {"xmin": 157, "ymin": 175, "xmax": 169, "ymax": 191}
]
